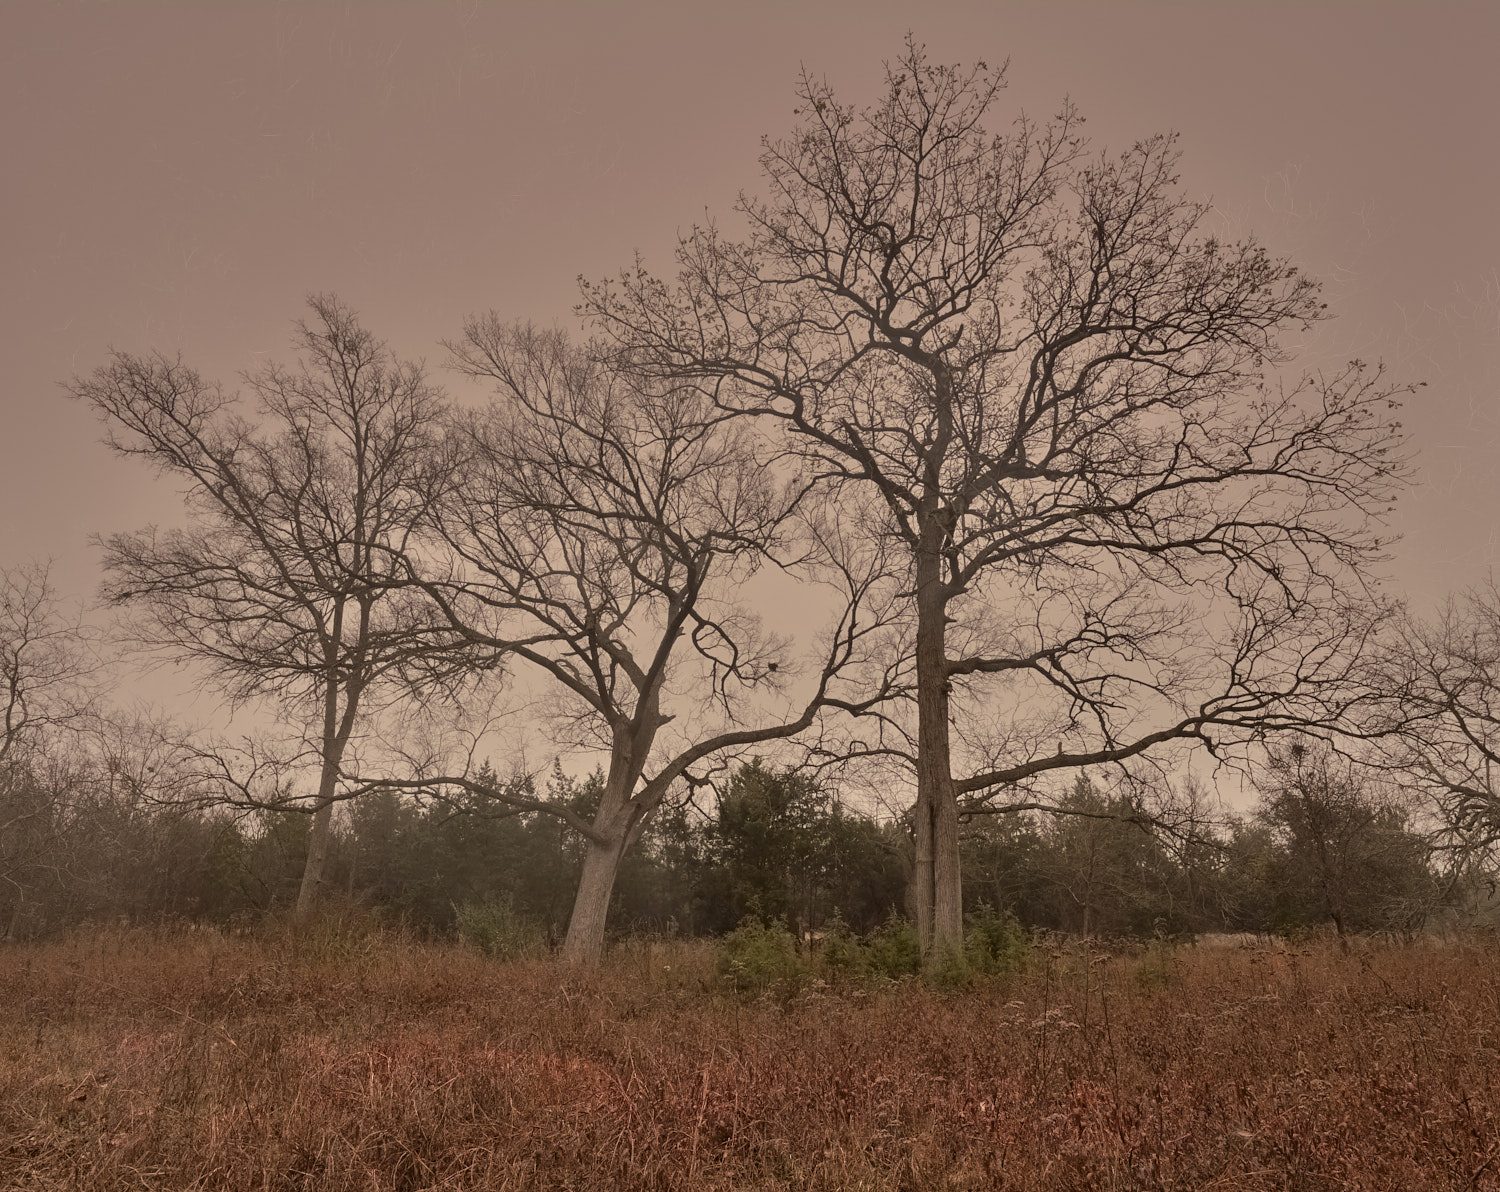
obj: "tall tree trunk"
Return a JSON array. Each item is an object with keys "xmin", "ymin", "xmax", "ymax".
[
  {"xmin": 560, "ymin": 723, "xmax": 650, "ymax": 965},
  {"xmin": 911, "ymin": 518, "xmax": 964, "ymax": 962},
  {"xmin": 909, "ymin": 785, "xmax": 933, "ymax": 943},
  {"xmin": 931, "ymin": 763, "xmax": 963, "ymax": 957},
  {"xmin": 294, "ymin": 753, "xmax": 340, "ymax": 920},
  {"xmin": 295, "ymin": 644, "xmax": 356, "ymax": 923},
  {"xmin": 561, "ymin": 828, "xmax": 629, "ymax": 964}
]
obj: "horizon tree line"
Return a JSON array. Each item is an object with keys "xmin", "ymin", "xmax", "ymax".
[{"xmin": 0, "ymin": 740, "xmax": 1460, "ymax": 945}]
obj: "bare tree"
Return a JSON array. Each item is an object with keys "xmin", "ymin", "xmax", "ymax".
[
  {"xmin": 584, "ymin": 43, "xmax": 1410, "ymax": 959},
  {"xmin": 0, "ymin": 562, "xmax": 104, "ymax": 933},
  {"xmin": 0, "ymin": 562, "xmax": 101, "ymax": 769},
  {"xmin": 67, "ymin": 297, "xmax": 483, "ymax": 920},
  {"xmin": 1379, "ymin": 582, "xmax": 1500, "ymax": 854},
  {"xmin": 378, "ymin": 322, "xmax": 897, "ymax": 962}
]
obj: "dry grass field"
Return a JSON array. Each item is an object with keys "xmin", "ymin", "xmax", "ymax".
[{"xmin": 3, "ymin": 925, "xmax": 1498, "ymax": 1191}]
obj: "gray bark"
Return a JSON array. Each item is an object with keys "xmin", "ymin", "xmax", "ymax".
[
  {"xmin": 911, "ymin": 512, "xmax": 964, "ymax": 962},
  {"xmin": 295, "ymin": 793, "xmax": 335, "ymax": 920},
  {"xmin": 560, "ymin": 828, "xmax": 630, "ymax": 964}
]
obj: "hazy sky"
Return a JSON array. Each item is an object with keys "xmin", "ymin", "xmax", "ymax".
[{"xmin": 4, "ymin": 0, "xmax": 1498, "ymax": 652}]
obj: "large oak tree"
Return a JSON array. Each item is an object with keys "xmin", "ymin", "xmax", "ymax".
[{"xmin": 584, "ymin": 44, "xmax": 1409, "ymax": 958}]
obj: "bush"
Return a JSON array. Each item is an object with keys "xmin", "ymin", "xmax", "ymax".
[
  {"xmin": 1132, "ymin": 935, "xmax": 1181, "ymax": 989},
  {"xmin": 817, "ymin": 914, "xmax": 873, "ymax": 984},
  {"xmin": 916, "ymin": 908, "xmax": 1034, "ymax": 991},
  {"xmin": 454, "ymin": 896, "xmax": 544, "ymax": 960},
  {"xmin": 965, "ymin": 906, "xmax": 1030, "ymax": 976},
  {"xmin": 809, "ymin": 911, "xmax": 1029, "ymax": 989},
  {"xmin": 927, "ymin": 942, "xmax": 976, "ymax": 990},
  {"xmin": 866, "ymin": 917, "xmax": 921, "ymax": 979},
  {"xmin": 718, "ymin": 918, "xmax": 807, "ymax": 994}
]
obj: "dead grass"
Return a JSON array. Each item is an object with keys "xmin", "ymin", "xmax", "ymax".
[{"xmin": 2, "ymin": 925, "xmax": 1498, "ymax": 1190}]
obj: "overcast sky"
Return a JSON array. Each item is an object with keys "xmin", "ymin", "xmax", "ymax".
[{"xmin": 4, "ymin": 1, "xmax": 1498, "ymax": 700}]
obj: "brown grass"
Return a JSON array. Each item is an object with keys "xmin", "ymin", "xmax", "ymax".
[{"xmin": 2, "ymin": 926, "xmax": 1498, "ymax": 1190}]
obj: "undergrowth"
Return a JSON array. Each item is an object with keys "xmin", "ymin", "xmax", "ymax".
[{"xmin": 2, "ymin": 923, "xmax": 1497, "ymax": 1190}]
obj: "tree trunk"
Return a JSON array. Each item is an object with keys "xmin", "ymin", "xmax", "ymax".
[
  {"xmin": 294, "ymin": 727, "xmax": 349, "ymax": 921},
  {"xmin": 559, "ymin": 724, "xmax": 649, "ymax": 965},
  {"xmin": 909, "ymin": 785, "xmax": 933, "ymax": 939},
  {"xmin": 910, "ymin": 778, "xmax": 964, "ymax": 961},
  {"xmin": 911, "ymin": 517, "xmax": 964, "ymax": 963},
  {"xmin": 560, "ymin": 829, "xmax": 629, "ymax": 964},
  {"xmin": 931, "ymin": 769, "xmax": 963, "ymax": 957},
  {"xmin": 296, "ymin": 618, "xmax": 363, "ymax": 924},
  {"xmin": 1322, "ymin": 874, "xmax": 1349, "ymax": 948},
  {"xmin": 295, "ymin": 795, "xmax": 334, "ymax": 920}
]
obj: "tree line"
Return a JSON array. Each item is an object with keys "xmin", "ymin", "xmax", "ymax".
[
  {"xmin": 3, "ymin": 43, "xmax": 1497, "ymax": 964},
  {"xmin": 1, "ymin": 746, "xmax": 1458, "ymax": 945}
]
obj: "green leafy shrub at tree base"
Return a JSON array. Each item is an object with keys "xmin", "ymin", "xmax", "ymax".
[
  {"xmin": 718, "ymin": 918, "xmax": 807, "ymax": 995},
  {"xmin": 965, "ymin": 906, "xmax": 1030, "ymax": 976},
  {"xmin": 454, "ymin": 896, "xmax": 543, "ymax": 960},
  {"xmin": 818, "ymin": 913, "xmax": 873, "ymax": 983},
  {"xmin": 866, "ymin": 917, "xmax": 922, "ymax": 979}
]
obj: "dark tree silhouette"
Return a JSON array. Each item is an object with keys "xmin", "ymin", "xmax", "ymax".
[
  {"xmin": 1380, "ymin": 582, "xmax": 1500, "ymax": 853},
  {"xmin": 68, "ymin": 297, "xmax": 484, "ymax": 919},
  {"xmin": 0, "ymin": 563, "xmax": 99, "ymax": 770},
  {"xmin": 584, "ymin": 43, "xmax": 1410, "ymax": 959},
  {"xmin": 373, "ymin": 322, "xmax": 900, "ymax": 962}
]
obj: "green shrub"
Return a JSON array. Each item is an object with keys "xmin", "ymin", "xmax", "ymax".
[
  {"xmin": 718, "ymin": 918, "xmax": 807, "ymax": 995},
  {"xmin": 817, "ymin": 914, "xmax": 873, "ymax": 984},
  {"xmin": 722, "ymin": 911, "xmax": 1024, "ymax": 993},
  {"xmin": 453, "ymin": 896, "xmax": 543, "ymax": 960},
  {"xmin": 927, "ymin": 941, "xmax": 975, "ymax": 990},
  {"xmin": 1132, "ymin": 935, "xmax": 1180, "ymax": 989},
  {"xmin": 866, "ymin": 917, "xmax": 921, "ymax": 979},
  {"xmin": 964, "ymin": 906, "xmax": 1030, "ymax": 976}
]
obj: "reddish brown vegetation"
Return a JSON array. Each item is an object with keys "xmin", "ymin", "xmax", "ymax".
[{"xmin": 2, "ymin": 927, "xmax": 1498, "ymax": 1190}]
